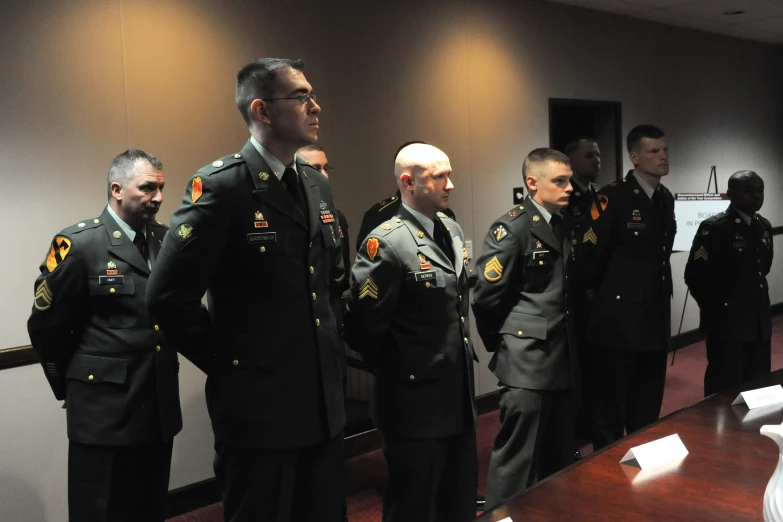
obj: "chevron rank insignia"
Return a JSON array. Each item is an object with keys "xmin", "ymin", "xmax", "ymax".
[
  {"xmin": 583, "ymin": 228, "xmax": 598, "ymax": 245},
  {"xmin": 484, "ymin": 256, "xmax": 503, "ymax": 282},
  {"xmin": 46, "ymin": 236, "xmax": 72, "ymax": 273},
  {"xmin": 359, "ymin": 277, "xmax": 379, "ymax": 300},
  {"xmin": 34, "ymin": 280, "xmax": 53, "ymax": 311},
  {"xmin": 693, "ymin": 246, "xmax": 708, "ymax": 261},
  {"xmin": 367, "ymin": 238, "xmax": 379, "ymax": 260},
  {"xmin": 591, "ymin": 194, "xmax": 609, "ymax": 220},
  {"xmin": 494, "ymin": 225, "xmax": 508, "ymax": 242}
]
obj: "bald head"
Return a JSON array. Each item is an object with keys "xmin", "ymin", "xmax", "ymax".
[
  {"xmin": 728, "ymin": 170, "xmax": 764, "ymax": 215},
  {"xmin": 396, "ymin": 143, "xmax": 453, "ymax": 219}
]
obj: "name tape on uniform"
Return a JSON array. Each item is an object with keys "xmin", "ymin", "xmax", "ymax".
[
  {"xmin": 732, "ymin": 385, "xmax": 783, "ymax": 410},
  {"xmin": 619, "ymin": 433, "xmax": 688, "ymax": 470}
]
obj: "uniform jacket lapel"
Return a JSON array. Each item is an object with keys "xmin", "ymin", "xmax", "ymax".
[
  {"xmin": 147, "ymin": 222, "xmax": 166, "ymax": 266},
  {"xmin": 450, "ymin": 232, "xmax": 463, "ymax": 279},
  {"xmin": 243, "ymin": 139, "xmax": 308, "ymax": 231},
  {"xmin": 526, "ymin": 197, "xmax": 561, "ymax": 254},
  {"xmin": 298, "ymin": 160, "xmax": 322, "ymax": 238},
  {"xmin": 102, "ymin": 208, "xmax": 150, "ymax": 274},
  {"xmin": 625, "ymin": 171, "xmax": 659, "ymax": 225},
  {"xmin": 398, "ymin": 207, "xmax": 455, "ymax": 274}
]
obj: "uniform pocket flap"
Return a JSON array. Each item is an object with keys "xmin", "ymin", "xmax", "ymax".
[
  {"xmin": 499, "ymin": 312, "xmax": 548, "ymax": 340},
  {"xmin": 88, "ymin": 275, "xmax": 136, "ymax": 296},
  {"xmin": 66, "ymin": 354, "xmax": 128, "ymax": 384}
]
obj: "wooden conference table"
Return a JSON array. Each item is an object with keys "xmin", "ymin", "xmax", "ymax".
[{"xmin": 477, "ymin": 369, "xmax": 783, "ymax": 521}]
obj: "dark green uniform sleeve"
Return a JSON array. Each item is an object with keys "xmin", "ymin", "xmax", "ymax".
[
  {"xmin": 577, "ymin": 190, "xmax": 615, "ymax": 302},
  {"xmin": 146, "ymin": 172, "xmax": 228, "ymax": 373},
  {"xmin": 684, "ymin": 220, "xmax": 714, "ymax": 307},
  {"xmin": 27, "ymin": 232, "xmax": 88, "ymax": 400},
  {"xmin": 472, "ymin": 217, "xmax": 525, "ymax": 352},
  {"xmin": 344, "ymin": 234, "xmax": 402, "ymax": 367}
]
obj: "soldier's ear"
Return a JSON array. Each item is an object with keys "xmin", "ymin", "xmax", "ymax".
[
  {"xmin": 250, "ymin": 99, "xmax": 271, "ymax": 125},
  {"xmin": 110, "ymin": 182, "xmax": 123, "ymax": 202},
  {"xmin": 628, "ymin": 150, "xmax": 638, "ymax": 166},
  {"xmin": 400, "ymin": 172, "xmax": 414, "ymax": 190}
]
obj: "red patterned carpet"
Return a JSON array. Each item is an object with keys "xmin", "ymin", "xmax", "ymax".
[{"xmin": 170, "ymin": 315, "xmax": 783, "ymax": 522}]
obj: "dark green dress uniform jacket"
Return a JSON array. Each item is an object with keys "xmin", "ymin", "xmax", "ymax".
[
  {"xmin": 346, "ymin": 207, "xmax": 476, "ymax": 439},
  {"xmin": 684, "ymin": 206, "xmax": 773, "ymax": 342},
  {"xmin": 578, "ymin": 171, "xmax": 676, "ymax": 352},
  {"xmin": 146, "ymin": 139, "xmax": 345, "ymax": 449},
  {"xmin": 27, "ymin": 207, "xmax": 182, "ymax": 445},
  {"xmin": 472, "ymin": 197, "xmax": 579, "ymax": 391}
]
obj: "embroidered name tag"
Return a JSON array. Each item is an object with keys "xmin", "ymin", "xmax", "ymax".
[
  {"xmin": 414, "ymin": 271, "xmax": 436, "ymax": 282},
  {"xmin": 733, "ymin": 241, "xmax": 748, "ymax": 249},
  {"xmin": 627, "ymin": 222, "xmax": 646, "ymax": 230},
  {"xmin": 247, "ymin": 232, "xmax": 277, "ymax": 244},
  {"xmin": 99, "ymin": 275, "xmax": 125, "ymax": 285}
]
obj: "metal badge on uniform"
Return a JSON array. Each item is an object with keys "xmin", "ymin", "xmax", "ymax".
[
  {"xmin": 99, "ymin": 275, "xmax": 125, "ymax": 285},
  {"xmin": 536, "ymin": 240, "xmax": 543, "ymax": 249},
  {"xmin": 627, "ymin": 222, "xmax": 646, "ymax": 230},
  {"xmin": 632, "ymin": 209, "xmax": 642, "ymax": 221},
  {"xmin": 633, "ymin": 189, "xmax": 640, "ymax": 195},
  {"xmin": 320, "ymin": 202, "xmax": 327, "ymax": 209},
  {"xmin": 417, "ymin": 230, "xmax": 424, "ymax": 238},
  {"xmin": 509, "ymin": 210, "xmax": 517, "ymax": 217},
  {"xmin": 319, "ymin": 202, "xmax": 335, "ymax": 224},
  {"xmin": 382, "ymin": 223, "xmax": 392, "ymax": 230},
  {"xmin": 247, "ymin": 232, "xmax": 277, "ymax": 244},
  {"xmin": 367, "ymin": 238, "xmax": 380, "ymax": 260},
  {"xmin": 106, "ymin": 260, "xmax": 118, "ymax": 275},
  {"xmin": 259, "ymin": 172, "xmax": 270, "ymax": 181},
  {"xmin": 418, "ymin": 253, "xmax": 430, "ymax": 270},
  {"xmin": 254, "ymin": 210, "xmax": 268, "ymax": 228},
  {"xmin": 414, "ymin": 271, "xmax": 436, "ymax": 282},
  {"xmin": 494, "ymin": 225, "xmax": 508, "ymax": 242},
  {"xmin": 532, "ymin": 215, "xmax": 540, "ymax": 222},
  {"xmin": 113, "ymin": 231, "xmax": 122, "ymax": 239},
  {"xmin": 192, "ymin": 177, "xmax": 203, "ymax": 203}
]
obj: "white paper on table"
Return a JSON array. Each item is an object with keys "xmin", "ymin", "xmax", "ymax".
[
  {"xmin": 497, "ymin": 518, "xmax": 513, "ymax": 522},
  {"xmin": 619, "ymin": 433, "xmax": 689, "ymax": 469},
  {"xmin": 732, "ymin": 385, "xmax": 783, "ymax": 410}
]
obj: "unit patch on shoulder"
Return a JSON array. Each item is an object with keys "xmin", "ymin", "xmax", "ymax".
[
  {"xmin": 367, "ymin": 238, "xmax": 380, "ymax": 261},
  {"xmin": 46, "ymin": 236, "xmax": 72, "ymax": 273},
  {"xmin": 359, "ymin": 277, "xmax": 379, "ymax": 300},
  {"xmin": 192, "ymin": 177, "xmax": 203, "ymax": 203},
  {"xmin": 583, "ymin": 227, "xmax": 598, "ymax": 245},
  {"xmin": 591, "ymin": 194, "xmax": 609, "ymax": 220},
  {"xmin": 34, "ymin": 280, "xmax": 53, "ymax": 311},
  {"xmin": 483, "ymin": 256, "xmax": 504, "ymax": 282},
  {"xmin": 494, "ymin": 225, "xmax": 508, "ymax": 243},
  {"xmin": 693, "ymin": 246, "xmax": 708, "ymax": 261}
]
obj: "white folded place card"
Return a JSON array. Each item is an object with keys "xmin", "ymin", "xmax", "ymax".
[
  {"xmin": 497, "ymin": 518, "xmax": 513, "ymax": 522},
  {"xmin": 619, "ymin": 434, "xmax": 689, "ymax": 469},
  {"xmin": 732, "ymin": 385, "xmax": 783, "ymax": 409}
]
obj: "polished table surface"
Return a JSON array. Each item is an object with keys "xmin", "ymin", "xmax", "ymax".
[{"xmin": 477, "ymin": 370, "xmax": 783, "ymax": 521}]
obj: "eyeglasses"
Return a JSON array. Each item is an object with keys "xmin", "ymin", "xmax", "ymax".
[
  {"xmin": 264, "ymin": 93, "xmax": 317, "ymax": 105},
  {"xmin": 324, "ymin": 164, "xmax": 335, "ymax": 174}
]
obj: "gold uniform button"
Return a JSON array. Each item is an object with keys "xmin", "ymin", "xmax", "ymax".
[
  {"xmin": 409, "ymin": 375, "xmax": 415, "ymax": 381},
  {"xmin": 312, "ymin": 293, "xmax": 317, "ymax": 301},
  {"xmin": 538, "ymin": 261, "xmax": 544, "ymax": 265},
  {"xmin": 662, "ymin": 276, "xmax": 666, "ymax": 281},
  {"xmin": 464, "ymin": 337, "xmax": 469, "ymax": 344},
  {"xmin": 309, "ymin": 242, "xmax": 313, "ymax": 248},
  {"xmin": 616, "ymin": 295, "xmax": 621, "ymax": 300},
  {"xmin": 156, "ymin": 346, "xmax": 161, "ymax": 352},
  {"xmin": 316, "ymin": 318, "xmax": 320, "ymax": 326},
  {"xmin": 310, "ymin": 266, "xmax": 315, "ymax": 274},
  {"xmin": 461, "ymin": 317, "xmax": 465, "ymax": 324},
  {"xmin": 724, "ymin": 303, "xmax": 728, "ymax": 307},
  {"xmin": 634, "ymin": 231, "xmax": 639, "ymax": 236},
  {"xmin": 517, "ymin": 330, "xmax": 524, "ymax": 336},
  {"xmin": 93, "ymin": 219, "xmax": 100, "ymax": 224},
  {"xmin": 109, "ymin": 287, "xmax": 116, "ymax": 294},
  {"xmin": 259, "ymin": 246, "xmax": 266, "ymax": 253},
  {"xmin": 459, "ymin": 294, "xmax": 463, "ymax": 302},
  {"xmin": 232, "ymin": 360, "xmax": 239, "ymax": 366},
  {"xmin": 154, "ymin": 325, "xmax": 160, "ymax": 331},
  {"xmin": 88, "ymin": 375, "xmax": 94, "ymax": 382}
]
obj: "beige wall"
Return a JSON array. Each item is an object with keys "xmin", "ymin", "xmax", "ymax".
[{"xmin": 0, "ymin": 0, "xmax": 782, "ymax": 518}]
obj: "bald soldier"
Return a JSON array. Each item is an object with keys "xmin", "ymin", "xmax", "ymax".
[
  {"xmin": 473, "ymin": 148, "xmax": 579, "ymax": 509},
  {"xmin": 685, "ymin": 170, "xmax": 774, "ymax": 396},
  {"xmin": 346, "ymin": 144, "xmax": 477, "ymax": 522}
]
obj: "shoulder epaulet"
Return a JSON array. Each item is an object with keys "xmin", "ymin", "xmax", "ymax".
[
  {"xmin": 504, "ymin": 204, "xmax": 528, "ymax": 221},
  {"xmin": 757, "ymin": 214, "xmax": 772, "ymax": 227},
  {"xmin": 62, "ymin": 218, "xmax": 102, "ymax": 235},
  {"xmin": 200, "ymin": 153, "xmax": 245, "ymax": 176},
  {"xmin": 377, "ymin": 194, "xmax": 399, "ymax": 211},
  {"xmin": 150, "ymin": 220, "xmax": 169, "ymax": 231},
  {"xmin": 370, "ymin": 218, "xmax": 405, "ymax": 238},
  {"xmin": 702, "ymin": 212, "xmax": 727, "ymax": 227}
]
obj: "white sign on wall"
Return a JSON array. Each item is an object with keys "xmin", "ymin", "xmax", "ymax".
[{"xmin": 672, "ymin": 193, "xmax": 730, "ymax": 252}]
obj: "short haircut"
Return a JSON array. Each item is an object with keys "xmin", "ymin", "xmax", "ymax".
[
  {"xmin": 299, "ymin": 143, "xmax": 325, "ymax": 154},
  {"xmin": 564, "ymin": 137, "xmax": 596, "ymax": 158},
  {"xmin": 394, "ymin": 141, "xmax": 427, "ymax": 163},
  {"xmin": 728, "ymin": 170, "xmax": 761, "ymax": 191},
  {"xmin": 626, "ymin": 124, "xmax": 665, "ymax": 152},
  {"xmin": 107, "ymin": 149, "xmax": 163, "ymax": 200},
  {"xmin": 235, "ymin": 58, "xmax": 305, "ymax": 125},
  {"xmin": 522, "ymin": 148, "xmax": 570, "ymax": 179}
]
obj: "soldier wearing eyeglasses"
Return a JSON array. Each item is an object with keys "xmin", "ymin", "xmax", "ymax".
[{"xmin": 147, "ymin": 58, "xmax": 345, "ymax": 522}]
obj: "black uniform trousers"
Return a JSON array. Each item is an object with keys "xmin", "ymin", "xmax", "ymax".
[
  {"xmin": 704, "ymin": 338, "xmax": 771, "ymax": 397},
  {"xmin": 214, "ymin": 430, "xmax": 344, "ymax": 522},
  {"xmin": 592, "ymin": 350, "xmax": 667, "ymax": 450},
  {"xmin": 381, "ymin": 427, "xmax": 477, "ymax": 522},
  {"xmin": 68, "ymin": 439, "xmax": 173, "ymax": 522},
  {"xmin": 484, "ymin": 384, "xmax": 578, "ymax": 510}
]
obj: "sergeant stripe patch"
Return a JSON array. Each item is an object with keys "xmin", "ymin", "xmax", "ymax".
[
  {"xmin": 483, "ymin": 256, "xmax": 504, "ymax": 282},
  {"xmin": 583, "ymin": 228, "xmax": 598, "ymax": 245},
  {"xmin": 34, "ymin": 280, "xmax": 53, "ymax": 311},
  {"xmin": 693, "ymin": 246, "xmax": 708, "ymax": 261},
  {"xmin": 359, "ymin": 277, "xmax": 379, "ymax": 300}
]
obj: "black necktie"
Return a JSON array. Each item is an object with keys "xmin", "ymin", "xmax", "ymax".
[
  {"xmin": 652, "ymin": 190, "xmax": 666, "ymax": 222},
  {"xmin": 133, "ymin": 231, "xmax": 148, "ymax": 262},
  {"xmin": 282, "ymin": 168, "xmax": 307, "ymax": 216},
  {"xmin": 433, "ymin": 219, "xmax": 454, "ymax": 266},
  {"xmin": 550, "ymin": 213, "xmax": 564, "ymax": 246}
]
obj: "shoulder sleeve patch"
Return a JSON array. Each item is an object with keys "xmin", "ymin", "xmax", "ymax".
[
  {"xmin": 591, "ymin": 194, "xmax": 609, "ymax": 220},
  {"xmin": 45, "ymin": 236, "xmax": 72, "ymax": 273}
]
